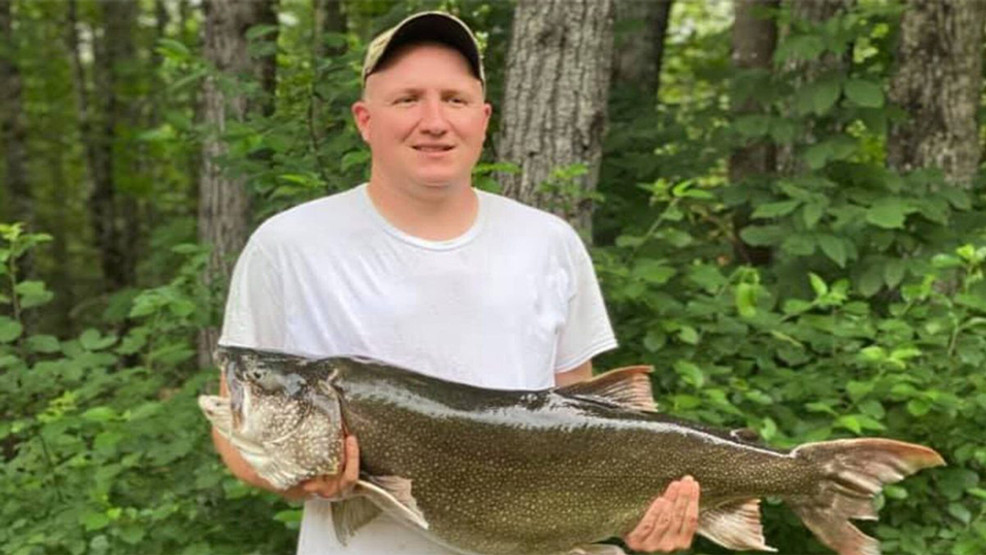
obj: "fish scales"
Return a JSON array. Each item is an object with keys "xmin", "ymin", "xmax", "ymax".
[
  {"xmin": 201, "ymin": 347, "xmax": 945, "ymax": 555},
  {"xmin": 332, "ymin": 358, "xmax": 814, "ymax": 553}
]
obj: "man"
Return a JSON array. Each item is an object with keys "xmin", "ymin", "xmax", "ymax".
[{"xmin": 213, "ymin": 11, "xmax": 700, "ymax": 554}]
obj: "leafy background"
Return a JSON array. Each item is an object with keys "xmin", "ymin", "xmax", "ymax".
[{"xmin": 2, "ymin": 1, "xmax": 985, "ymax": 554}]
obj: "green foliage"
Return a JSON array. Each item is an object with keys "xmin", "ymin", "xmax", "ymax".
[{"xmin": 0, "ymin": 226, "xmax": 296, "ymax": 554}]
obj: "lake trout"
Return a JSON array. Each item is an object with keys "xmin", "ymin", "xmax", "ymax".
[{"xmin": 199, "ymin": 346, "xmax": 944, "ymax": 555}]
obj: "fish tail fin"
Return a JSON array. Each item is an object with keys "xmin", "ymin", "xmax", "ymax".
[{"xmin": 788, "ymin": 438, "xmax": 944, "ymax": 555}]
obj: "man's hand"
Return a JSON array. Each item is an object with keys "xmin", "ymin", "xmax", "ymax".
[
  {"xmin": 624, "ymin": 476, "xmax": 700, "ymax": 553},
  {"xmin": 283, "ymin": 435, "xmax": 360, "ymax": 501}
]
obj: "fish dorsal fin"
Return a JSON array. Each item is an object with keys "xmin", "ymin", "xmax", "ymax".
[
  {"xmin": 331, "ymin": 494, "xmax": 382, "ymax": 546},
  {"xmin": 730, "ymin": 427, "xmax": 761, "ymax": 443},
  {"xmin": 558, "ymin": 365, "xmax": 657, "ymax": 412},
  {"xmin": 697, "ymin": 499, "xmax": 776, "ymax": 552}
]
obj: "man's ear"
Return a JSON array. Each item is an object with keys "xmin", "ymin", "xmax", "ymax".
[{"xmin": 352, "ymin": 100, "xmax": 370, "ymax": 142}]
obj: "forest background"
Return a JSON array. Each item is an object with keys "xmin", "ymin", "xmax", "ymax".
[{"xmin": 2, "ymin": 0, "xmax": 985, "ymax": 553}]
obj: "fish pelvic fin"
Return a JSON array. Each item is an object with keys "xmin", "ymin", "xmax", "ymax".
[
  {"xmin": 567, "ymin": 544, "xmax": 628, "ymax": 555},
  {"xmin": 788, "ymin": 438, "xmax": 945, "ymax": 555},
  {"xmin": 557, "ymin": 365, "xmax": 657, "ymax": 412},
  {"xmin": 697, "ymin": 499, "xmax": 776, "ymax": 552},
  {"xmin": 331, "ymin": 494, "xmax": 382, "ymax": 546}
]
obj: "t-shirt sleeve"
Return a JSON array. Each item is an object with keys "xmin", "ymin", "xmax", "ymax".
[
  {"xmin": 218, "ymin": 236, "xmax": 286, "ymax": 350},
  {"xmin": 553, "ymin": 228, "xmax": 618, "ymax": 372}
]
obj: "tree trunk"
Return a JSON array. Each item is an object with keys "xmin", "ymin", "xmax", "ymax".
[
  {"xmin": 496, "ymin": 0, "xmax": 615, "ymax": 238},
  {"xmin": 0, "ymin": 0, "xmax": 31, "ymax": 229},
  {"xmin": 198, "ymin": 0, "xmax": 279, "ymax": 367},
  {"xmin": 611, "ymin": 0, "xmax": 673, "ymax": 96},
  {"xmin": 887, "ymin": 1, "xmax": 984, "ymax": 188},
  {"xmin": 776, "ymin": 0, "xmax": 854, "ymax": 175},
  {"xmin": 314, "ymin": 0, "xmax": 347, "ymax": 58},
  {"xmin": 729, "ymin": 0, "xmax": 779, "ymax": 266}
]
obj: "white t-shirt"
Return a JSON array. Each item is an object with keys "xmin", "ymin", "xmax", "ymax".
[{"xmin": 219, "ymin": 183, "xmax": 618, "ymax": 553}]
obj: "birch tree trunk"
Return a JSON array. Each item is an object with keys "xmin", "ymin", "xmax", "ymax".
[
  {"xmin": 198, "ymin": 0, "xmax": 278, "ymax": 366},
  {"xmin": 887, "ymin": 1, "xmax": 985, "ymax": 188},
  {"xmin": 496, "ymin": 0, "xmax": 615, "ymax": 238},
  {"xmin": 611, "ymin": 0, "xmax": 673, "ymax": 96},
  {"xmin": 730, "ymin": 0, "xmax": 778, "ymax": 266},
  {"xmin": 0, "ymin": 0, "xmax": 31, "ymax": 228}
]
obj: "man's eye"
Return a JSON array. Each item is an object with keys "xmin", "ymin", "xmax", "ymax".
[
  {"xmin": 395, "ymin": 97, "xmax": 415, "ymax": 105},
  {"xmin": 448, "ymin": 97, "xmax": 467, "ymax": 105}
]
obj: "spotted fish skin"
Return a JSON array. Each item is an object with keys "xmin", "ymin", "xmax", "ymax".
[{"xmin": 201, "ymin": 346, "xmax": 944, "ymax": 555}]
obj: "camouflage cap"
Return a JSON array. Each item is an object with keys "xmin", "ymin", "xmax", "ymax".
[{"xmin": 362, "ymin": 11, "xmax": 485, "ymax": 89}]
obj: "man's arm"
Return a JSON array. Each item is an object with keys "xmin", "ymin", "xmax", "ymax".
[
  {"xmin": 211, "ymin": 372, "xmax": 360, "ymax": 501},
  {"xmin": 555, "ymin": 360, "xmax": 701, "ymax": 553}
]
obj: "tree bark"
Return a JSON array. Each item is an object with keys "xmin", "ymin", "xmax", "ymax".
[
  {"xmin": 198, "ymin": 0, "xmax": 279, "ymax": 367},
  {"xmin": 314, "ymin": 0, "xmax": 347, "ymax": 58},
  {"xmin": 611, "ymin": 0, "xmax": 673, "ymax": 96},
  {"xmin": 496, "ymin": 0, "xmax": 615, "ymax": 238},
  {"xmin": 0, "ymin": 0, "xmax": 31, "ymax": 228},
  {"xmin": 776, "ymin": 0, "xmax": 854, "ymax": 175},
  {"xmin": 887, "ymin": 0, "xmax": 984, "ymax": 188},
  {"xmin": 730, "ymin": 0, "xmax": 779, "ymax": 266}
]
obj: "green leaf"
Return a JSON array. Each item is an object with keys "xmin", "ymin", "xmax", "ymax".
[
  {"xmin": 740, "ymin": 225, "xmax": 784, "ymax": 246},
  {"xmin": 79, "ymin": 328, "xmax": 117, "ymax": 351},
  {"xmin": 803, "ymin": 142, "xmax": 832, "ymax": 170},
  {"xmin": 673, "ymin": 360, "xmax": 705, "ymax": 388},
  {"xmin": 245, "ymin": 23, "xmax": 279, "ymax": 40},
  {"xmin": 884, "ymin": 259, "xmax": 907, "ymax": 288},
  {"xmin": 26, "ymin": 334, "xmax": 60, "ymax": 353},
  {"xmin": 735, "ymin": 114, "xmax": 770, "ymax": 137},
  {"xmin": 866, "ymin": 198, "xmax": 909, "ymax": 229},
  {"xmin": 156, "ymin": 38, "xmax": 190, "ymax": 60},
  {"xmin": 857, "ymin": 263, "xmax": 885, "ymax": 297},
  {"xmin": 948, "ymin": 503, "xmax": 972, "ymax": 525},
  {"xmin": 844, "ymin": 79, "xmax": 884, "ymax": 107},
  {"xmin": 817, "ymin": 235, "xmax": 847, "ymax": 267},
  {"xmin": 752, "ymin": 200, "xmax": 801, "ymax": 219},
  {"xmin": 632, "ymin": 260, "xmax": 677, "ymax": 284},
  {"xmin": 643, "ymin": 329, "xmax": 666, "ymax": 352},
  {"xmin": 677, "ymin": 326, "xmax": 699, "ymax": 345},
  {"xmin": 812, "ymin": 79, "xmax": 842, "ymax": 115},
  {"xmin": 82, "ymin": 406, "xmax": 117, "ymax": 422},
  {"xmin": 781, "ymin": 233, "xmax": 815, "ymax": 256},
  {"xmin": 81, "ymin": 511, "xmax": 111, "ymax": 531},
  {"xmin": 0, "ymin": 316, "xmax": 23, "ymax": 343},
  {"xmin": 846, "ymin": 380, "xmax": 873, "ymax": 401},
  {"xmin": 735, "ymin": 283, "xmax": 758, "ymax": 318},
  {"xmin": 802, "ymin": 202, "xmax": 826, "ymax": 229},
  {"xmin": 836, "ymin": 415, "xmax": 862, "ymax": 434},
  {"xmin": 15, "ymin": 280, "xmax": 53, "ymax": 308},
  {"xmin": 809, "ymin": 273, "xmax": 828, "ymax": 297}
]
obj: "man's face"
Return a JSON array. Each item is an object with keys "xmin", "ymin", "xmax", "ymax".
[{"xmin": 353, "ymin": 43, "xmax": 491, "ymax": 195}]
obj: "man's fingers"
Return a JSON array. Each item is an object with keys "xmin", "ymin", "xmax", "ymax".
[
  {"xmin": 678, "ymin": 477, "xmax": 701, "ymax": 538},
  {"xmin": 625, "ymin": 497, "xmax": 668, "ymax": 545},
  {"xmin": 342, "ymin": 435, "xmax": 360, "ymax": 488}
]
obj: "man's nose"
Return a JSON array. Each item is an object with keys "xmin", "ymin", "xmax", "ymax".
[{"xmin": 418, "ymin": 98, "xmax": 449, "ymax": 135}]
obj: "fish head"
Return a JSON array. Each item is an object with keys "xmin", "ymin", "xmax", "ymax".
[{"xmin": 201, "ymin": 346, "xmax": 347, "ymax": 489}]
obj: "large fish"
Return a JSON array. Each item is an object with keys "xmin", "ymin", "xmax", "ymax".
[{"xmin": 199, "ymin": 346, "xmax": 944, "ymax": 555}]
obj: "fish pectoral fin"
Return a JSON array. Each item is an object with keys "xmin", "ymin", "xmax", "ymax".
[
  {"xmin": 198, "ymin": 395, "xmax": 234, "ymax": 435},
  {"xmin": 331, "ymin": 495, "xmax": 382, "ymax": 546},
  {"xmin": 557, "ymin": 365, "xmax": 657, "ymax": 412},
  {"xmin": 358, "ymin": 476, "xmax": 429, "ymax": 531},
  {"xmin": 697, "ymin": 499, "xmax": 777, "ymax": 552},
  {"xmin": 567, "ymin": 544, "xmax": 628, "ymax": 555}
]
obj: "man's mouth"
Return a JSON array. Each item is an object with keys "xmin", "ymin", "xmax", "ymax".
[{"xmin": 413, "ymin": 144, "xmax": 454, "ymax": 153}]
